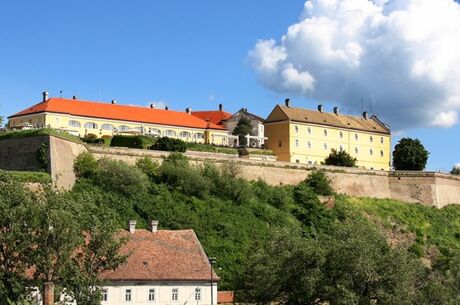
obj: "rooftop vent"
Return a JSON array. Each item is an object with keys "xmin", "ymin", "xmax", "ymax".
[
  {"xmin": 72, "ymin": 95, "xmax": 78, "ymax": 100},
  {"xmin": 128, "ymin": 220, "xmax": 137, "ymax": 234},
  {"xmin": 111, "ymin": 99, "xmax": 117, "ymax": 104},
  {"xmin": 363, "ymin": 111, "xmax": 368, "ymax": 120},
  {"xmin": 333, "ymin": 107, "xmax": 339, "ymax": 115},
  {"xmin": 42, "ymin": 91, "xmax": 48, "ymax": 102},
  {"xmin": 219, "ymin": 103, "xmax": 223, "ymax": 111},
  {"xmin": 165, "ymin": 106, "xmax": 169, "ymax": 111},
  {"xmin": 150, "ymin": 103, "xmax": 155, "ymax": 108},
  {"xmin": 318, "ymin": 105, "xmax": 323, "ymax": 113},
  {"xmin": 285, "ymin": 98, "xmax": 291, "ymax": 108},
  {"xmin": 186, "ymin": 107, "xmax": 192, "ymax": 114}
]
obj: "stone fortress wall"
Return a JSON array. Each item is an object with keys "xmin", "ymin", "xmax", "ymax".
[{"xmin": 1, "ymin": 135, "xmax": 460, "ymax": 208}]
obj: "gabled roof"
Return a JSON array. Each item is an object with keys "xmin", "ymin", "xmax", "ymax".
[
  {"xmin": 9, "ymin": 98, "xmax": 225, "ymax": 130},
  {"xmin": 266, "ymin": 105, "xmax": 390, "ymax": 134},
  {"xmin": 230, "ymin": 109, "xmax": 265, "ymax": 123},
  {"xmin": 192, "ymin": 110, "xmax": 232, "ymax": 125},
  {"xmin": 100, "ymin": 229, "xmax": 219, "ymax": 282}
]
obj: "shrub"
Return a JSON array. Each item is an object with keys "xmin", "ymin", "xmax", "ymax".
[
  {"xmin": 450, "ymin": 166, "xmax": 460, "ymax": 175},
  {"xmin": 324, "ymin": 149, "xmax": 356, "ymax": 167},
  {"xmin": 305, "ymin": 170, "xmax": 333, "ymax": 196},
  {"xmin": 36, "ymin": 143, "xmax": 48, "ymax": 171},
  {"xmin": 152, "ymin": 137, "xmax": 186, "ymax": 152},
  {"xmin": 135, "ymin": 157, "xmax": 158, "ymax": 179},
  {"xmin": 110, "ymin": 135, "xmax": 156, "ymax": 149},
  {"xmin": 73, "ymin": 152, "xmax": 99, "ymax": 178},
  {"xmin": 186, "ymin": 142, "xmax": 238, "ymax": 155},
  {"xmin": 101, "ymin": 135, "xmax": 112, "ymax": 146},
  {"xmin": 393, "ymin": 138, "xmax": 429, "ymax": 171}
]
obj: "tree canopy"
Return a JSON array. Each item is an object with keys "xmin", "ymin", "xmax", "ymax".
[
  {"xmin": 232, "ymin": 114, "xmax": 254, "ymax": 146},
  {"xmin": 324, "ymin": 148, "xmax": 357, "ymax": 167},
  {"xmin": 393, "ymin": 138, "xmax": 429, "ymax": 170}
]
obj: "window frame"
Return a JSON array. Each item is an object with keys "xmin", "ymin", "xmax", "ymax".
[
  {"xmin": 195, "ymin": 288, "xmax": 201, "ymax": 301},
  {"xmin": 125, "ymin": 289, "xmax": 132, "ymax": 302},
  {"xmin": 171, "ymin": 288, "xmax": 179, "ymax": 302},
  {"xmin": 148, "ymin": 288, "xmax": 155, "ymax": 302},
  {"xmin": 68, "ymin": 120, "xmax": 81, "ymax": 128},
  {"xmin": 84, "ymin": 122, "xmax": 98, "ymax": 130}
]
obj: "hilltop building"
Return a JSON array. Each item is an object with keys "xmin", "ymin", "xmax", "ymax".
[
  {"xmin": 264, "ymin": 99, "xmax": 391, "ymax": 170},
  {"xmin": 32, "ymin": 220, "xmax": 219, "ymax": 305},
  {"xmin": 8, "ymin": 92, "xmax": 230, "ymax": 146}
]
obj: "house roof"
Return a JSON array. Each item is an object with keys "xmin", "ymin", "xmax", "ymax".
[
  {"xmin": 231, "ymin": 109, "xmax": 265, "ymax": 123},
  {"xmin": 218, "ymin": 291, "xmax": 234, "ymax": 303},
  {"xmin": 9, "ymin": 98, "xmax": 225, "ymax": 130},
  {"xmin": 266, "ymin": 105, "xmax": 390, "ymax": 134},
  {"xmin": 100, "ymin": 229, "xmax": 220, "ymax": 282},
  {"xmin": 192, "ymin": 110, "xmax": 232, "ymax": 125}
]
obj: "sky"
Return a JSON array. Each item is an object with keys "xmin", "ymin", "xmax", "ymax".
[{"xmin": 0, "ymin": 0, "xmax": 459, "ymax": 172}]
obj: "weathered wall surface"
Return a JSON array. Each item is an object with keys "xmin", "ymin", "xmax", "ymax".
[
  {"xmin": 0, "ymin": 136, "xmax": 50, "ymax": 171},
  {"xmin": 2, "ymin": 135, "xmax": 460, "ymax": 207}
]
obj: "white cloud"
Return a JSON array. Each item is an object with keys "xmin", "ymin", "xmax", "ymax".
[{"xmin": 249, "ymin": 0, "xmax": 460, "ymax": 130}]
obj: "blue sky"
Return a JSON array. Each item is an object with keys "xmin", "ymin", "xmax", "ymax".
[{"xmin": 0, "ymin": 0, "xmax": 458, "ymax": 172}]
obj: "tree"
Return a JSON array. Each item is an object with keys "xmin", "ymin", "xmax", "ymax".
[
  {"xmin": 232, "ymin": 114, "xmax": 253, "ymax": 147},
  {"xmin": 324, "ymin": 149, "xmax": 357, "ymax": 167},
  {"xmin": 450, "ymin": 165, "xmax": 460, "ymax": 175},
  {"xmin": 304, "ymin": 170, "xmax": 333, "ymax": 196},
  {"xmin": 393, "ymin": 138, "xmax": 429, "ymax": 170}
]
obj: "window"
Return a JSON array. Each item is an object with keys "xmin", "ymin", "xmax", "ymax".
[
  {"xmin": 355, "ymin": 147, "xmax": 359, "ymax": 154},
  {"xmin": 119, "ymin": 125, "xmax": 130, "ymax": 132},
  {"xmin": 370, "ymin": 148, "xmax": 373, "ymax": 156},
  {"xmin": 296, "ymin": 159, "xmax": 300, "ymax": 163},
  {"xmin": 380, "ymin": 150, "xmax": 384, "ymax": 157},
  {"xmin": 324, "ymin": 129, "xmax": 328, "ymax": 136},
  {"xmin": 323, "ymin": 143, "xmax": 328, "ymax": 150},
  {"xmin": 355, "ymin": 133, "xmax": 359, "ymax": 140},
  {"xmin": 370, "ymin": 136, "xmax": 373, "ymax": 142},
  {"xmin": 101, "ymin": 124, "xmax": 114, "ymax": 131},
  {"xmin": 380, "ymin": 137, "xmax": 384, "ymax": 144},
  {"xmin": 195, "ymin": 288, "xmax": 201, "ymax": 301},
  {"xmin": 171, "ymin": 288, "xmax": 179, "ymax": 302},
  {"xmin": 102, "ymin": 288, "xmax": 108, "ymax": 302},
  {"xmin": 307, "ymin": 127, "xmax": 311, "ymax": 134},
  {"xmin": 84, "ymin": 122, "xmax": 98, "ymax": 129},
  {"xmin": 179, "ymin": 131, "xmax": 191, "ymax": 138},
  {"xmin": 278, "ymin": 140, "xmax": 282, "ymax": 147},
  {"xmin": 148, "ymin": 288, "xmax": 155, "ymax": 302},
  {"xmin": 69, "ymin": 120, "xmax": 81, "ymax": 128},
  {"xmin": 125, "ymin": 289, "xmax": 132, "ymax": 302},
  {"xmin": 295, "ymin": 139, "xmax": 299, "ymax": 147},
  {"xmin": 307, "ymin": 141, "xmax": 311, "ymax": 149},
  {"xmin": 295, "ymin": 125, "xmax": 299, "ymax": 133},
  {"xmin": 149, "ymin": 128, "xmax": 161, "ymax": 136},
  {"xmin": 339, "ymin": 131, "xmax": 343, "ymax": 138},
  {"xmin": 194, "ymin": 133, "xmax": 204, "ymax": 139},
  {"xmin": 165, "ymin": 130, "xmax": 176, "ymax": 137}
]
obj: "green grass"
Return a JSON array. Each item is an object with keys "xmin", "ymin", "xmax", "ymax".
[
  {"xmin": 186, "ymin": 142, "xmax": 238, "ymax": 155},
  {"xmin": 342, "ymin": 196, "xmax": 460, "ymax": 256},
  {"xmin": 244, "ymin": 148, "xmax": 276, "ymax": 156},
  {"xmin": 8, "ymin": 171, "xmax": 52, "ymax": 183},
  {"xmin": 0, "ymin": 128, "xmax": 83, "ymax": 144}
]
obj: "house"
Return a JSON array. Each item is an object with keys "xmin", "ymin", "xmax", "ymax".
[
  {"xmin": 31, "ymin": 220, "xmax": 219, "ymax": 305},
  {"xmin": 8, "ymin": 92, "xmax": 231, "ymax": 146},
  {"xmin": 264, "ymin": 99, "xmax": 391, "ymax": 170},
  {"xmin": 193, "ymin": 105, "xmax": 266, "ymax": 147}
]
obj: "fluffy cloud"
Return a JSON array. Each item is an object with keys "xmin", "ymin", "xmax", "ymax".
[{"xmin": 249, "ymin": 0, "xmax": 460, "ymax": 130}]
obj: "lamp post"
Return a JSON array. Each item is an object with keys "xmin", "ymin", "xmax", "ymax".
[{"xmin": 208, "ymin": 257, "xmax": 216, "ymax": 305}]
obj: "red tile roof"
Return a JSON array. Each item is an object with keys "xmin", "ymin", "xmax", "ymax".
[
  {"xmin": 9, "ymin": 98, "xmax": 225, "ymax": 130},
  {"xmin": 218, "ymin": 291, "xmax": 234, "ymax": 303},
  {"xmin": 100, "ymin": 229, "xmax": 220, "ymax": 282},
  {"xmin": 192, "ymin": 111, "xmax": 232, "ymax": 126}
]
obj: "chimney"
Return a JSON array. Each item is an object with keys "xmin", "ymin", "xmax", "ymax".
[
  {"xmin": 186, "ymin": 107, "xmax": 192, "ymax": 114},
  {"xmin": 150, "ymin": 103, "xmax": 155, "ymax": 108},
  {"xmin": 72, "ymin": 95, "xmax": 78, "ymax": 100},
  {"xmin": 362, "ymin": 111, "xmax": 368, "ymax": 120},
  {"xmin": 111, "ymin": 99, "xmax": 117, "ymax": 104},
  {"xmin": 333, "ymin": 107, "xmax": 339, "ymax": 115},
  {"xmin": 318, "ymin": 105, "xmax": 323, "ymax": 112},
  {"xmin": 42, "ymin": 91, "xmax": 49, "ymax": 102},
  {"xmin": 285, "ymin": 98, "xmax": 290, "ymax": 107},
  {"xmin": 149, "ymin": 220, "xmax": 159, "ymax": 233},
  {"xmin": 218, "ymin": 103, "xmax": 223, "ymax": 111},
  {"xmin": 128, "ymin": 220, "xmax": 137, "ymax": 234},
  {"xmin": 165, "ymin": 106, "xmax": 169, "ymax": 110}
]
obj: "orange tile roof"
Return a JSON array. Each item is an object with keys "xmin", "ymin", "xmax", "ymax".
[
  {"xmin": 192, "ymin": 110, "xmax": 232, "ymax": 125},
  {"xmin": 100, "ymin": 229, "xmax": 220, "ymax": 282},
  {"xmin": 218, "ymin": 291, "xmax": 234, "ymax": 303},
  {"xmin": 9, "ymin": 98, "xmax": 225, "ymax": 130}
]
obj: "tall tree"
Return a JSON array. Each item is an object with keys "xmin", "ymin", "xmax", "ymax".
[
  {"xmin": 324, "ymin": 149, "xmax": 357, "ymax": 167},
  {"xmin": 232, "ymin": 113, "xmax": 254, "ymax": 147},
  {"xmin": 392, "ymin": 138, "xmax": 429, "ymax": 170}
]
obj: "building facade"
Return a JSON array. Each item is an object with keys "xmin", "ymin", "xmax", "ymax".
[
  {"xmin": 264, "ymin": 100, "xmax": 391, "ymax": 170},
  {"xmin": 8, "ymin": 93, "xmax": 230, "ymax": 146}
]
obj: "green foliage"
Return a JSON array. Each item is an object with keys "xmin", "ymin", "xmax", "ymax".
[
  {"xmin": 0, "ymin": 128, "xmax": 82, "ymax": 144},
  {"xmin": 74, "ymin": 152, "xmax": 99, "ymax": 178},
  {"xmin": 36, "ymin": 143, "xmax": 48, "ymax": 171},
  {"xmin": 232, "ymin": 114, "xmax": 254, "ymax": 146},
  {"xmin": 304, "ymin": 170, "xmax": 333, "ymax": 195},
  {"xmin": 324, "ymin": 148, "xmax": 357, "ymax": 167},
  {"xmin": 7, "ymin": 171, "xmax": 52, "ymax": 183},
  {"xmin": 393, "ymin": 137, "xmax": 429, "ymax": 170},
  {"xmin": 152, "ymin": 137, "xmax": 187, "ymax": 152},
  {"xmin": 135, "ymin": 157, "xmax": 159, "ymax": 179},
  {"xmin": 110, "ymin": 135, "xmax": 156, "ymax": 149},
  {"xmin": 450, "ymin": 165, "xmax": 460, "ymax": 175},
  {"xmin": 186, "ymin": 142, "xmax": 238, "ymax": 155}
]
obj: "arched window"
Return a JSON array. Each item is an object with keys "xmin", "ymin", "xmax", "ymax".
[
  {"xmin": 179, "ymin": 131, "xmax": 191, "ymax": 138},
  {"xmin": 165, "ymin": 130, "xmax": 176, "ymax": 137},
  {"xmin": 84, "ymin": 122, "xmax": 98, "ymax": 129},
  {"xmin": 118, "ymin": 125, "xmax": 129, "ymax": 132},
  {"xmin": 194, "ymin": 133, "xmax": 204, "ymax": 139},
  {"xmin": 149, "ymin": 128, "xmax": 161, "ymax": 136},
  {"xmin": 101, "ymin": 124, "xmax": 114, "ymax": 131},
  {"xmin": 69, "ymin": 120, "xmax": 81, "ymax": 128}
]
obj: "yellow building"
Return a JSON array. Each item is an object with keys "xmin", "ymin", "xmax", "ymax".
[
  {"xmin": 8, "ymin": 92, "xmax": 230, "ymax": 145},
  {"xmin": 264, "ymin": 100, "xmax": 391, "ymax": 170}
]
